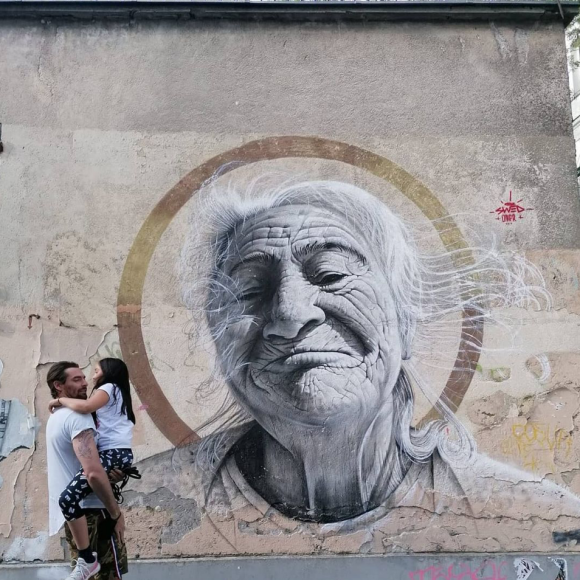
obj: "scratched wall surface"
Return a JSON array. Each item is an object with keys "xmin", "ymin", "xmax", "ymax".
[{"xmin": 0, "ymin": 18, "xmax": 579, "ymax": 565}]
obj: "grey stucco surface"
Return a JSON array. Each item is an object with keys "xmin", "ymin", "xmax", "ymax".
[
  {"xmin": 0, "ymin": 19, "xmax": 578, "ymax": 252},
  {"xmin": 0, "ymin": 555, "xmax": 574, "ymax": 579},
  {"xmin": 0, "ymin": 20, "xmax": 572, "ymax": 138}
]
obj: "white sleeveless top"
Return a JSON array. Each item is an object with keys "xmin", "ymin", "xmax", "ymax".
[{"xmin": 95, "ymin": 383, "xmax": 134, "ymax": 451}]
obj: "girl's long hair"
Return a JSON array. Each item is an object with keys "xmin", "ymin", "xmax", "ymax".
[{"xmin": 95, "ymin": 358, "xmax": 136, "ymax": 425}]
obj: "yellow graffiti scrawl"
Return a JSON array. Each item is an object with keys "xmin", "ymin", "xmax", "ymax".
[{"xmin": 500, "ymin": 422, "xmax": 572, "ymax": 473}]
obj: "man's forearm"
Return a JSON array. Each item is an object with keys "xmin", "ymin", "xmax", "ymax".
[
  {"xmin": 87, "ymin": 471, "xmax": 121, "ymax": 518},
  {"xmin": 73, "ymin": 429, "xmax": 122, "ymax": 518}
]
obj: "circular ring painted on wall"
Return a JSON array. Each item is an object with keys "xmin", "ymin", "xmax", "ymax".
[{"xmin": 117, "ymin": 136, "xmax": 483, "ymax": 447}]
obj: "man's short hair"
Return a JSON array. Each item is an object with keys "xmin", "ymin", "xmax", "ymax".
[{"xmin": 46, "ymin": 361, "xmax": 79, "ymax": 398}]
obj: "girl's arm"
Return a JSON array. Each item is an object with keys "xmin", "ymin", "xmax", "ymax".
[{"xmin": 55, "ymin": 389, "xmax": 110, "ymax": 414}]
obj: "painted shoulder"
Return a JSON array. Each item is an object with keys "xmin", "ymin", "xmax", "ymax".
[
  {"xmin": 442, "ymin": 452, "xmax": 580, "ymax": 519},
  {"xmin": 130, "ymin": 423, "xmax": 253, "ymax": 501}
]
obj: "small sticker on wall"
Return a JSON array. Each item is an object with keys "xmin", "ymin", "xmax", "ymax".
[{"xmin": 514, "ymin": 557, "xmax": 543, "ymax": 580}]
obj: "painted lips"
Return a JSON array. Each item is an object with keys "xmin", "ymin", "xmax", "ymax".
[{"xmin": 267, "ymin": 349, "xmax": 362, "ymax": 371}]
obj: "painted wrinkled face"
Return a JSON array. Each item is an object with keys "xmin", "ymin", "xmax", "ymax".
[{"xmin": 208, "ymin": 205, "xmax": 403, "ymax": 425}]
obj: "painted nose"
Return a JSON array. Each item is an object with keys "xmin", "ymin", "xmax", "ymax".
[{"xmin": 263, "ymin": 277, "xmax": 325, "ymax": 340}]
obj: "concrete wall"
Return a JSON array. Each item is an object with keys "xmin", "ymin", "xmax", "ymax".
[{"xmin": 1, "ymin": 17, "xmax": 580, "ymax": 569}]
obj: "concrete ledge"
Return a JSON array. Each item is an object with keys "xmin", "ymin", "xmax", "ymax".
[
  {"xmin": 0, "ymin": 554, "xmax": 576, "ymax": 579},
  {"xmin": 0, "ymin": 1, "xmax": 575, "ymax": 23}
]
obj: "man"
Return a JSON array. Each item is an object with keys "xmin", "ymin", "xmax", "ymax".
[
  {"xmin": 132, "ymin": 179, "xmax": 580, "ymax": 551},
  {"xmin": 46, "ymin": 361, "xmax": 127, "ymax": 580}
]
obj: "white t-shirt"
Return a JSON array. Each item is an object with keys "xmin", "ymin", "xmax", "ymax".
[
  {"xmin": 95, "ymin": 383, "xmax": 134, "ymax": 451},
  {"xmin": 46, "ymin": 408, "xmax": 103, "ymax": 536}
]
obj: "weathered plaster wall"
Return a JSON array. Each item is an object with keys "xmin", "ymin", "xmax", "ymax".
[{"xmin": 0, "ymin": 18, "xmax": 579, "ymax": 566}]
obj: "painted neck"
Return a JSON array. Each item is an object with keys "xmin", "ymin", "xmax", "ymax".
[{"xmin": 253, "ymin": 399, "xmax": 408, "ymax": 521}]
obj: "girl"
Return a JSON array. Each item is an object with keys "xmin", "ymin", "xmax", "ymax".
[{"xmin": 50, "ymin": 358, "xmax": 135, "ymax": 579}]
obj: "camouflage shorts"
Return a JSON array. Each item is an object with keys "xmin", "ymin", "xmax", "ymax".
[{"xmin": 64, "ymin": 509, "xmax": 128, "ymax": 580}]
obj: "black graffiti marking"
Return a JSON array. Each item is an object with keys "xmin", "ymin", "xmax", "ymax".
[{"xmin": 553, "ymin": 529, "xmax": 580, "ymax": 543}]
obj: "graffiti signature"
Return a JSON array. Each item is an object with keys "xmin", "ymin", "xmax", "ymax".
[{"xmin": 408, "ymin": 561, "xmax": 507, "ymax": 580}]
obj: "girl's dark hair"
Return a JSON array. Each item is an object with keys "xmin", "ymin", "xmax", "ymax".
[{"xmin": 95, "ymin": 358, "xmax": 136, "ymax": 425}]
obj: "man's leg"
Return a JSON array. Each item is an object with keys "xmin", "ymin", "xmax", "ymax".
[
  {"xmin": 66, "ymin": 509, "xmax": 128, "ymax": 580},
  {"xmin": 87, "ymin": 510, "xmax": 128, "ymax": 580}
]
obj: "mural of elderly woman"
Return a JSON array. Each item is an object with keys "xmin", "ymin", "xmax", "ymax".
[{"xmin": 135, "ymin": 180, "xmax": 580, "ymax": 544}]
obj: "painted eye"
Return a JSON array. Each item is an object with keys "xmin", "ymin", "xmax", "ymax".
[
  {"xmin": 239, "ymin": 289, "xmax": 263, "ymax": 301},
  {"xmin": 313, "ymin": 272, "xmax": 347, "ymax": 286}
]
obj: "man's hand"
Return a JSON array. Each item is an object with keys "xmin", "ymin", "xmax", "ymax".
[
  {"xmin": 108, "ymin": 468, "xmax": 124, "ymax": 484},
  {"xmin": 48, "ymin": 398, "xmax": 62, "ymax": 414},
  {"xmin": 113, "ymin": 511, "xmax": 126, "ymax": 544}
]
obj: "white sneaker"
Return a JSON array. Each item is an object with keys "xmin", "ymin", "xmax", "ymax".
[{"xmin": 66, "ymin": 553, "xmax": 101, "ymax": 580}]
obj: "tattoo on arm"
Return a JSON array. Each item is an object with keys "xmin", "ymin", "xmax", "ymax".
[{"xmin": 74, "ymin": 429, "xmax": 94, "ymax": 459}]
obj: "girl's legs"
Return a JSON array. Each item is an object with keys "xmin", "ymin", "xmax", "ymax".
[
  {"xmin": 59, "ymin": 469, "xmax": 94, "ymax": 559},
  {"xmin": 66, "ymin": 517, "xmax": 90, "ymax": 555},
  {"xmin": 99, "ymin": 448, "xmax": 133, "ymax": 471}
]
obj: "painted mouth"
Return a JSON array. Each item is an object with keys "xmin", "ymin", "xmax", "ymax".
[{"xmin": 266, "ymin": 349, "xmax": 362, "ymax": 371}]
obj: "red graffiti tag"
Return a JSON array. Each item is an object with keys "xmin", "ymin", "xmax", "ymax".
[
  {"xmin": 408, "ymin": 561, "xmax": 507, "ymax": 580},
  {"xmin": 490, "ymin": 191, "xmax": 533, "ymax": 224}
]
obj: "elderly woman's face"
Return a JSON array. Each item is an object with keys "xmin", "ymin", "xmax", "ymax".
[{"xmin": 207, "ymin": 205, "xmax": 403, "ymax": 425}]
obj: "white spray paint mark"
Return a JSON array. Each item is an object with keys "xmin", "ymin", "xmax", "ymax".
[
  {"xmin": 514, "ymin": 558, "xmax": 543, "ymax": 580},
  {"xmin": 4, "ymin": 532, "xmax": 49, "ymax": 561},
  {"xmin": 534, "ymin": 353, "xmax": 551, "ymax": 384}
]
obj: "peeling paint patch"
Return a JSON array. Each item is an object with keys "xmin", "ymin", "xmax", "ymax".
[
  {"xmin": 467, "ymin": 391, "xmax": 516, "ymax": 427},
  {"xmin": 124, "ymin": 487, "xmax": 200, "ymax": 544},
  {"xmin": 526, "ymin": 352, "xmax": 580, "ymax": 392},
  {"xmin": 39, "ymin": 324, "xmax": 106, "ymax": 368},
  {"xmin": 0, "ymin": 399, "xmax": 38, "ymax": 460},
  {"xmin": 4, "ymin": 532, "xmax": 48, "ymax": 561},
  {"xmin": 476, "ymin": 365, "xmax": 511, "ymax": 382}
]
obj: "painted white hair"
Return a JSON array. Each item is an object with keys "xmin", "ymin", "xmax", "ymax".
[{"xmin": 180, "ymin": 178, "xmax": 550, "ymax": 468}]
